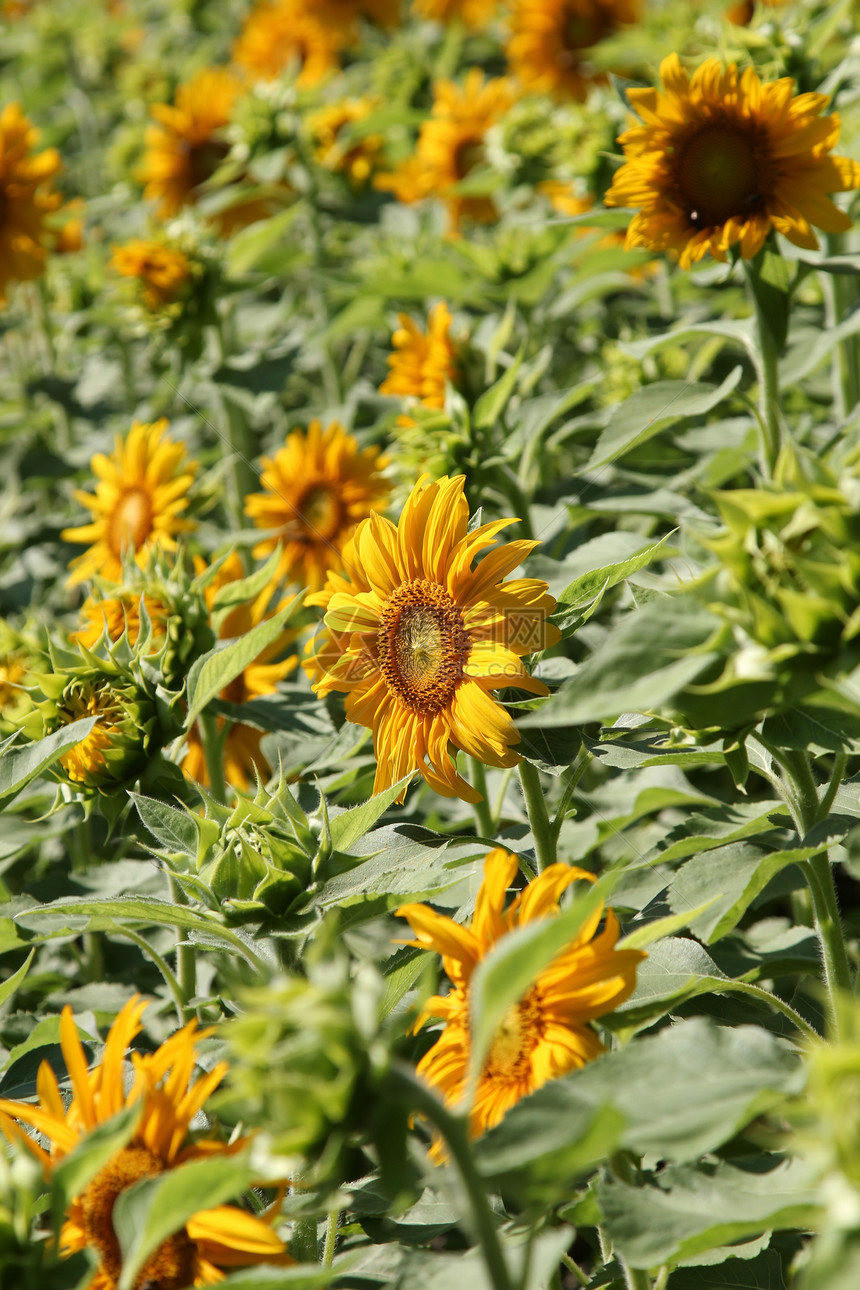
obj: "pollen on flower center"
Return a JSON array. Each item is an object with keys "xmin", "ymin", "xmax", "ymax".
[
  {"xmin": 79, "ymin": 1143, "xmax": 196, "ymax": 1289},
  {"xmin": 484, "ymin": 994, "xmax": 541, "ymax": 1081},
  {"xmin": 377, "ymin": 579, "xmax": 471, "ymax": 713},
  {"xmin": 676, "ymin": 124, "xmax": 762, "ymax": 227},
  {"xmin": 110, "ymin": 488, "xmax": 153, "ymax": 555}
]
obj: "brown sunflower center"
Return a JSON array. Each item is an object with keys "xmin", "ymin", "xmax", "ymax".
[
  {"xmin": 297, "ymin": 483, "xmax": 342, "ymax": 542},
  {"xmin": 562, "ymin": 7, "xmax": 609, "ymax": 52},
  {"xmin": 377, "ymin": 579, "xmax": 470, "ymax": 713},
  {"xmin": 453, "ymin": 137, "xmax": 486, "ymax": 180},
  {"xmin": 187, "ymin": 138, "xmax": 230, "ymax": 191},
  {"xmin": 484, "ymin": 992, "xmax": 541, "ymax": 1083},
  {"xmin": 110, "ymin": 487, "xmax": 153, "ymax": 556},
  {"xmin": 78, "ymin": 1143, "xmax": 196, "ymax": 1289},
  {"xmin": 676, "ymin": 124, "xmax": 763, "ymax": 228}
]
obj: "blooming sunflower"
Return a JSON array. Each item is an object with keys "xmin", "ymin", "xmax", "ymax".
[
  {"xmin": 374, "ymin": 69, "xmax": 515, "ymax": 234},
  {"xmin": 139, "ymin": 67, "xmax": 246, "ymax": 228},
  {"xmin": 232, "ymin": 0, "xmax": 344, "ymax": 86},
  {"xmin": 379, "ymin": 301, "xmax": 460, "ymax": 425},
  {"xmin": 308, "ymin": 97, "xmax": 384, "ymax": 187},
  {"xmin": 62, "ymin": 418, "xmax": 198, "ymax": 588},
  {"xmin": 0, "ymin": 102, "xmax": 62, "ymax": 303},
  {"xmin": 413, "ymin": 0, "xmax": 499, "ymax": 26},
  {"xmin": 306, "ymin": 475, "xmax": 559, "ymax": 802},
  {"xmin": 507, "ymin": 0, "xmax": 641, "ymax": 102},
  {"xmin": 604, "ymin": 54, "xmax": 860, "ymax": 269},
  {"xmin": 397, "ymin": 848, "xmax": 645, "ymax": 1139},
  {"xmin": 244, "ymin": 419, "xmax": 390, "ymax": 593},
  {"xmin": 110, "ymin": 239, "xmax": 192, "ymax": 309},
  {"xmin": 0, "ymin": 997, "xmax": 292, "ymax": 1287},
  {"xmin": 182, "ymin": 554, "xmax": 298, "ymax": 791}
]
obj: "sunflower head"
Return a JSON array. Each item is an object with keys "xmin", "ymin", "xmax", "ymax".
[
  {"xmin": 397, "ymin": 848, "xmax": 646, "ymax": 1141},
  {"xmin": 233, "ymin": 0, "xmax": 345, "ymax": 86},
  {"xmin": 307, "ymin": 97, "xmax": 384, "ymax": 187},
  {"xmin": 0, "ymin": 998, "xmax": 292, "ymax": 1286},
  {"xmin": 604, "ymin": 54, "xmax": 860, "ymax": 268},
  {"xmin": 0, "ymin": 618, "xmax": 45, "ymax": 737},
  {"xmin": 379, "ymin": 302, "xmax": 461, "ymax": 428},
  {"xmin": 0, "ymin": 102, "xmax": 62, "ymax": 304},
  {"xmin": 110, "ymin": 237, "xmax": 193, "ymax": 310},
  {"xmin": 507, "ymin": 0, "xmax": 642, "ymax": 102},
  {"xmin": 306, "ymin": 474, "xmax": 559, "ymax": 803},
  {"xmin": 61, "ymin": 418, "xmax": 198, "ymax": 588}
]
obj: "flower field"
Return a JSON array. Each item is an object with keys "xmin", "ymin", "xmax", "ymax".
[{"xmin": 3, "ymin": 0, "xmax": 860, "ymax": 1287}]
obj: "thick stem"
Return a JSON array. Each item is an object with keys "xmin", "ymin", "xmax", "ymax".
[
  {"xmin": 518, "ymin": 761, "xmax": 556, "ymax": 871},
  {"xmin": 322, "ymin": 1210, "xmax": 340, "ymax": 1268},
  {"xmin": 168, "ymin": 875, "xmax": 197, "ymax": 1015},
  {"xmin": 824, "ymin": 233, "xmax": 860, "ymax": 419},
  {"xmin": 199, "ymin": 712, "xmax": 227, "ymax": 804},
  {"xmin": 560, "ymin": 1253, "xmax": 589, "ymax": 1287},
  {"xmin": 743, "ymin": 261, "xmax": 781, "ymax": 476},
  {"xmin": 470, "ymin": 760, "xmax": 495, "ymax": 838}
]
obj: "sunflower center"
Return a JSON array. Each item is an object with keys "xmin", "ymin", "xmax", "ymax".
[
  {"xmin": 187, "ymin": 138, "xmax": 230, "ymax": 190},
  {"xmin": 676, "ymin": 124, "xmax": 762, "ymax": 228},
  {"xmin": 377, "ymin": 579, "xmax": 471, "ymax": 713},
  {"xmin": 297, "ymin": 483, "xmax": 342, "ymax": 542},
  {"xmin": 484, "ymin": 993, "xmax": 541, "ymax": 1083},
  {"xmin": 78, "ymin": 1143, "xmax": 196, "ymax": 1289},
  {"xmin": 453, "ymin": 137, "xmax": 486, "ymax": 180},
  {"xmin": 109, "ymin": 487, "xmax": 153, "ymax": 556},
  {"xmin": 563, "ymin": 8, "xmax": 608, "ymax": 52}
]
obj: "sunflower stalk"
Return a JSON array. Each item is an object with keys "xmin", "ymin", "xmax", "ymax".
[
  {"xmin": 742, "ymin": 256, "xmax": 784, "ymax": 477},
  {"xmin": 470, "ymin": 758, "xmax": 494, "ymax": 837},
  {"xmin": 322, "ymin": 1209, "xmax": 341, "ymax": 1267},
  {"xmin": 199, "ymin": 710, "xmax": 228, "ymax": 804},
  {"xmin": 824, "ymin": 232, "xmax": 860, "ymax": 419},
  {"xmin": 214, "ymin": 312, "xmax": 257, "ymax": 529},
  {"xmin": 168, "ymin": 874, "xmax": 197, "ymax": 1017},
  {"xmin": 518, "ymin": 760, "xmax": 556, "ymax": 871}
]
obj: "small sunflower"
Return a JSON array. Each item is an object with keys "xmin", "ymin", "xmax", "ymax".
[
  {"xmin": 397, "ymin": 848, "xmax": 645, "ymax": 1140},
  {"xmin": 139, "ymin": 67, "xmax": 246, "ymax": 227},
  {"xmin": 232, "ymin": 0, "xmax": 344, "ymax": 86},
  {"xmin": 0, "ymin": 997, "xmax": 292, "ymax": 1287},
  {"xmin": 182, "ymin": 554, "xmax": 298, "ymax": 791},
  {"xmin": 604, "ymin": 54, "xmax": 860, "ymax": 269},
  {"xmin": 413, "ymin": 0, "xmax": 500, "ymax": 26},
  {"xmin": 110, "ymin": 239, "xmax": 193, "ymax": 309},
  {"xmin": 726, "ymin": 0, "xmax": 782, "ymax": 25},
  {"xmin": 507, "ymin": 0, "xmax": 641, "ymax": 102},
  {"xmin": 306, "ymin": 474, "xmax": 559, "ymax": 803},
  {"xmin": 379, "ymin": 301, "xmax": 460, "ymax": 425},
  {"xmin": 244, "ymin": 419, "xmax": 390, "ymax": 593},
  {"xmin": 0, "ymin": 102, "xmax": 62, "ymax": 303},
  {"xmin": 62, "ymin": 418, "xmax": 198, "ymax": 588},
  {"xmin": 308, "ymin": 97, "xmax": 384, "ymax": 187},
  {"xmin": 375, "ymin": 69, "xmax": 515, "ymax": 234}
]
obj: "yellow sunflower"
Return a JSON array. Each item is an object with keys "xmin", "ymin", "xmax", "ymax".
[
  {"xmin": 0, "ymin": 102, "xmax": 62, "ymax": 303},
  {"xmin": 604, "ymin": 54, "xmax": 860, "ymax": 269},
  {"xmin": 182, "ymin": 553, "xmax": 298, "ymax": 791},
  {"xmin": 413, "ymin": 0, "xmax": 500, "ymax": 26},
  {"xmin": 62, "ymin": 418, "xmax": 198, "ymax": 588},
  {"xmin": 0, "ymin": 997, "xmax": 292, "ymax": 1287},
  {"xmin": 507, "ymin": 0, "xmax": 641, "ymax": 102},
  {"xmin": 232, "ymin": 0, "xmax": 344, "ymax": 86},
  {"xmin": 308, "ymin": 97, "xmax": 384, "ymax": 187},
  {"xmin": 110, "ymin": 239, "xmax": 192, "ymax": 309},
  {"xmin": 139, "ymin": 67, "xmax": 246, "ymax": 226},
  {"xmin": 312, "ymin": 0, "xmax": 400, "ymax": 28},
  {"xmin": 379, "ymin": 301, "xmax": 460, "ymax": 425},
  {"xmin": 306, "ymin": 474, "xmax": 559, "ymax": 803},
  {"xmin": 244, "ymin": 419, "xmax": 390, "ymax": 593},
  {"xmin": 397, "ymin": 848, "xmax": 645, "ymax": 1140},
  {"xmin": 72, "ymin": 589, "xmax": 170, "ymax": 650},
  {"xmin": 374, "ymin": 69, "xmax": 516, "ymax": 234}
]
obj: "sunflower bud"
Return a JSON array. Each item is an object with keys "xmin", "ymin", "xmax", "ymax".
[{"xmin": 0, "ymin": 619, "xmax": 45, "ymax": 739}]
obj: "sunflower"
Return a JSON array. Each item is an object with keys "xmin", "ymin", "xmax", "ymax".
[
  {"xmin": 397, "ymin": 848, "xmax": 645, "ymax": 1140},
  {"xmin": 232, "ymin": 0, "xmax": 344, "ymax": 86},
  {"xmin": 0, "ymin": 102, "xmax": 62, "ymax": 304},
  {"xmin": 313, "ymin": 0, "xmax": 400, "ymax": 28},
  {"xmin": 308, "ymin": 97, "xmax": 384, "ymax": 187},
  {"xmin": 413, "ymin": 0, "xmax": 500, "ymax": 26},
  {"xmin": 507, "ymin": 0, "xmax": 641, "ymax": 102},
  {"xmin": 379, "ymin": 301, "xmax": 460, "ymax": 425},
  {"xmin": 726, "ymin": 0, "xmax": 782, "ymax": 24},
  {"xmin": 244, "ymin": 419, "xmax": 390, "ymax": 593},
  {"xmin": 0, "ymin": 997, "xmax": 292, "ymax": 1287},
  {"xmin": 62, "ymin": 418, "xmax": 198, "ymax": 588},
  {"xmin": 110, "ymin": 239, "xmax": 192, "ymax": 309},
  {"xmin": 604, "ymin": 54, "xmax": 860, "ymax": 269},
  {"xmin": 72, "ymin": 589, "xmax": 170, "ymax": 650},
  {"xmin": 139, "ymin": 67, "xmax": 245, "ymax": 225},
  {"xmin": 182, "ymin": 554, "xmax": 298, "ymax": 791},
  {"xmin": 374, "ymin": 69, "xmax": 515, "ymax": 234},
  {"xmin": 306, "ymin": 474, "xmax": 559, "ymax": 802}
]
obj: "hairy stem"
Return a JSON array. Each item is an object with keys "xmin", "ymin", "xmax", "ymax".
[{"xmin": 518, "ymin": 760, "xmax": 556, "ymax": 871}]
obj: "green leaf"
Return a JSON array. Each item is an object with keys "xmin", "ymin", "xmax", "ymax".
[
  {"xmin": 746, "ymin": 247, "xmax": 791, "ymax": 351},
  {"xmin": 51, "ymin": 1102, "xmax": 141, "ymax": 1241},
  {"xmin": 211, "ymin": 548, "xmax": 284, "ymax": 626},
  {"xmin": 468, "ymin": 877, "xmax": 610, "ymax": 1089},
  {"xmin": 620, "ymin": 319, "xmax": 757, "ymax": 365},
  {"xmin": 619, "ymin": 904, "xmax": 720, "ymax": 950},
  {"xmin": 609, "ymin": 936, "xmax": 730, "ymax": 1029},
  {"xmin": 114, "ymin": 1153, "xmax": 259, "ymax": 1290},
  {"xmin": 186, "ymin": 600, "xmax": 301, "ymax": 724},
  {"xmin": 599, "ymin": 1157, "xmax": 818, "ymax": 1269},
  {"xmin": 647, "ymin": 800, "xmax": 788, "ymax": 866},
  {"xmin": 0, "ymin": 719, "xmax": 96, "ymax": 808},
  {"xmin": 217, "ymin": 1269, "xmax": 337, "ymax": 1289},
  {"xmin": 556, "ymin": 533, "xmax": 674, "ymax": 609},
  {"xmin": 0, "ymin": 948, "xmax": 34, "ymax": 1007},
  {"xmin": 472, "ymin": 348, "xmax": 523, "ymax": 429},
  {"xmin": 130, "ymin": 794, "xmax": 198, "ymax": 858},
  {"xmin": 587, "ymin": 368, "xmax": 743, "ymax": 469},
  {"xmin": 668, "ymin": 1249, "xmax": 786, "ymax": 1290},
  {"xmin": 328, "ymin": 776, "xmax": 413, "ymax": 852},
  {"xmin": 227, "ymin": 206, "xmax": 301, "ymax": 274}
]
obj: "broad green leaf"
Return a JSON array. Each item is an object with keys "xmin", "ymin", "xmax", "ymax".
[
  {"xmin": 619, "ymin": 903, "xmax": 720, "ymax": 950},
  {"xmin": 780, "ymin": 307, "xmax": 860, "ymax": 385},
  {"xmin": 52, "ymin": 1102, "xmax": 141, "ymax": 1240},
  {"xmin": 186, "ymin": 600, "xmax": 301, "ymax": 724},
  {"xmin": 227, "ymin": 206, "xmax": 301, "ymax": 274},
  {"xmin": 556, "ymin": 533, "xmax": 674, "ymax": 609},
  {"xmin": 130, "ymin": 794, "xmax": 198, "ymax": 858},
  {"xmin": 608, "ymin": 936, "xmax": 730, "ymax": 1029},
  {"xmin": 217, "ymin": 1269, "xmax": 337, "ymax": 1289},
  {"xmin": 0, "ymin": 948, "xmax": 33, "ymax": 1007},
  {"xmin": 211, "ymin": 548, "xmax": 283, "ymax": 624},
  {"xmin": 620, "ymin": 319, "xmax": 757, "ymax": 365},
  {"xmin": 647, "ymin": 800, "xmax": 788, "ymax": 866},
  {"xmin": 0, "ymin": 719, "xmax": 96, "ymax": 808},
  {"xmin": 472, "ymin": 348, "xmax": 523, "ymax": 429},
  {"xmin": 587, "ymin": 367, "xmax": 743, "ymax": 469},
  {"xmin": 599, "ymin": 1156, "xmax": 819, "ymax": 1268},
  {"xmin": 669, "ymin": 1249, "xmax": 786, "ymax": 1290},
  {"xmin": 380, "ymin": 947, "xmax": 427, "ymax": 1019},
  {"xmin": 328, "ymin": 776, "xmax": 413, "ymax": 852},
  {"xmin": 114, "ymin": 1153, "xmax": 259, "ymax": 1290}
]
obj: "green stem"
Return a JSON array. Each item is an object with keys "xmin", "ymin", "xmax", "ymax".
[
  {"xmin": 199, "ymin": 711, "xmax": 227, "ymax": 804},
  {"xmin": 391, "ymin": 1065, "xmax": 513, "ymax": 1290},
  {"xmin": 470, "ymin": 759, "xmax": 495, "ymax": 838},
  {"xmin": 742, "ymin": 260, "xmax": 781, "ymax": 476},
  {"xmin": 168, "ymin": 875, "xmax": 197, "ymax": 1014},
  {"xmin": 120, "ymin": 927, "xmax": 186, "ymax": 1027},
  {"xmin": 824, "ymin": 232, "xmax": 860, "ymax": 419},
  {"xmin": 721, "ymin": 981, "xmax": 820, "ymax": 1044},
  {"xmin": 550, "ymin": 747, "xmax": 591, "ymax": 843},
  {"xmin": 652, "ymin": 1268, "xmax": 669, "ymax": 1290},
  {"xmin": 560, "ymin": 1253, "xmax": 589, "ymax": 1288},
  {"xmin": 492, "ymin": 766, "xmax": 515, "ymax": 831},
  {"xmin": 214, "ymin": 313, "xmax": 256, "ymax": 529},
  {"xmin": 820, "ymin": 751, "xmax": 848, "ymax": 821},
  {"xmin": 518, "ymin": 761, "xmax": 556, "ymax": 871},
  {"xmin": 322, "ymin": 1210, "xmax": 340, "ymax": 1267},
  {"xmin": 621, "ymin": 1262, "xmax": 652, "ymax": 1290},
  {"xmin": 82, "ymin": 931, "xmax": 104, "ymax": 985}
]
